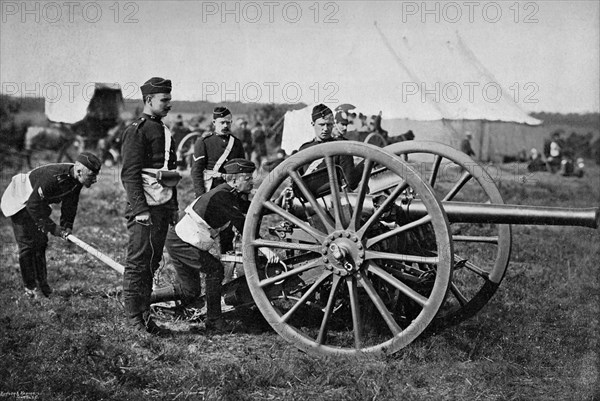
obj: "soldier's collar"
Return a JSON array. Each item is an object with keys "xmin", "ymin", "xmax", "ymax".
[{"xmin": 143, "ymin": 113, "xmax": 162, "ymax": 122}]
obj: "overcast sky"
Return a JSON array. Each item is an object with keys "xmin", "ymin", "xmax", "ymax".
[{"xmin": 1, "ymin": 0, "xmax": 598, "ymax": 114}]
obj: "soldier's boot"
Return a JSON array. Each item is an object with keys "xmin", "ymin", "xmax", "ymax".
[
  {"xmin": 128, "ymin": 310, "xmax": 170, "ymax": 336},
  {"xmin": 204, "ymin": 277, "xmax": 235, "ymax": 333}
]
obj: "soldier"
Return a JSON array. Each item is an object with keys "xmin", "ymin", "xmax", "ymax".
[
  {"xmin": 332, "ymin": 103, "xmax": 355, "ymax": 139},
  {"xmin": 1, "ymin": 152, "xmax": 101, "ymax": 298},
  {"xmin": 298, "ymin": 104, "xmax": 359, "ymax": 189},
  {"xmin": 151, "ymin": 158, "xmax": 279, "ymax": 332},
  {"xmin": 120, "ymin": 77, "xmax": 181, "ymax": 335},
  {"xmin": 460, "ymin": 132, "xmax": 476, "ymax": 158},
  {"xmin": 233, "ymin": 118, "xmax": 253, "ymax": 160},
  {"xmin": 191, "ymin": 107, "xmax": 245, "ymax": 198}
]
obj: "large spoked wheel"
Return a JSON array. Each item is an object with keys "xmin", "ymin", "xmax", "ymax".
[
  {"xmin": 364, "ymin": 132, "xmax": 388, "ymax": 147},
  {"xmin": 242, "ymin": 142, "xmax": 453, "ymax": 356},
  {"xmin": 176, "ymin": 132, "xmax": 202, "ymax": 170},
  {"xmin": 381, "ymin": 141, "xmax": 512, "ymax": 328}
]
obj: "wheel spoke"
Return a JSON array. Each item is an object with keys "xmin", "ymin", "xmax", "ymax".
[
  {"xmin": 325, "ymin": 156, "xmax": 345, "ymax": 229},
  {"xmin": 365, "ymin": 250, "xmax": 439, "ymax": 265},
  {"xmin": 358, "ymin": 181, "xmax": 409, "ymax": 238},
  {"xmin": 449, "ymin": 282, "xmax": 469, "ymax": 306},
  {"xmin": 349, "ymin": 159, "xmax": 374, "ymax": 231},
  {"xmin": 251, "ymin": 239, "xmax": 322, "ymax": 253},
  {"xmin": 442, "ymin": 170, "xmax": 472, "ymax": 201},
  {"xmin": 429, "ymin": 154, "xmax": 443, "ymax": 187},
  {"xmin": 367, "ymin": 262, "xmax": 428, "ymax": 307},
  {"xmin": 316, "ymin": 275, "xmax": 342, "ymax": 344},
  {"xmin": 258, "ymin": 258, "xmax": 324, "ymax": 288},
  {"xmin": 289, "ymin": 170, "xmax": 334, "ymax": 232},
  {"xmin": 263, "ymin": 201, "xmax": 326, "ymax": 242},
  {"xmin": 346, "ymin": 276, "xmax": 362, "ymax": 349},
  {"xmin": 452, "ymin": 235, "xmax": 499, "ymax": 244},
  {"xmin": 366, "ymin": 215, "xmax": 432, "ymax": 248},
  {"xmin": 281, "ymin": 271, "xmax": 333, "ymax": 323},
  {"xmin": 358, "ymin": 274, "xmax": 402, "ymax": 336}
]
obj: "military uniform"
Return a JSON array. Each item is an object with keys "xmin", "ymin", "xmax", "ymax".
[
  {"xmin": 1, "ymin": 161, "xmax": 95, "ymax": 296},
  {"xmin": 152, "ymin": 159, "xmax": 254, "ymax": 328},
  {"xmin": 120, "ymin": 112, "xmax": 179, "ymax": 326},
  {"xmin": 298, "ymin": 138, "xmax": 358, "ymax": 187},
  {"xmin": 191, "ymin": 132, "xmax": 245, "ymax": 198}
]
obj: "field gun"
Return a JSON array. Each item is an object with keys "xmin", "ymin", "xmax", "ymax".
[
  {"xmin": 234, "ymin": 140, "xmax": 599, "ymax": 357},
  {"xmin": 66, "ymin": 140, "xmax": 597, "ymax": 357}
]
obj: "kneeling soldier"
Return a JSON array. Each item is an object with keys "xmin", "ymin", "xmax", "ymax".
[
  {"xmin": 1, "ymin": 152, "xmax": 101, "ymax": 298},
  {"xmin": 151, "ymin": 158, "xmax": 279, "ymax": 332}
]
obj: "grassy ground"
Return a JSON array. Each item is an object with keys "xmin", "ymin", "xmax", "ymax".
[{"xmin": 0, "ymin": 158, "xmax": 598, "ymax": 401}]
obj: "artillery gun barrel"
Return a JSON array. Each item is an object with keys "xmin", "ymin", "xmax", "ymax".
[
  {"xmin": 404, "ymin": 201, "xmax": 599, "ymax": 228},
  {"xmin": 290, "ymin": 196, "xmax": 599, "ymax": 229}
]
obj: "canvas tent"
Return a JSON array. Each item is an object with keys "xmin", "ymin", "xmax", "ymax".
[
  {"xmin": 45, "ymin": 82, "xmax": 125, "ymax": 146},
  {"xmin": 282, "ymin": 29, "xmax": 543, "ymax": 162}
]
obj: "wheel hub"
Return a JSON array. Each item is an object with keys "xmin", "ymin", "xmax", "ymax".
[{"xmin": 321, "ymin": 230, "xmax": 365, "ymax": 276}]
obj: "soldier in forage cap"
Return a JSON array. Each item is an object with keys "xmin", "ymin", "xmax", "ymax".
[
  {"xmin": 1, "ymin": 152, "xmax": 101, "ymax": 299},
  {"xmin": 296, "ymin": 104, "xmax": 360, "ymax": 189},
  {"xmin": 151, "ymin": 158, "xmax": 280, "ymax": 333},
  {"xmin": 191, "ymin": 106, "xmax": 245, "ymax": 198},
  {"xmin": 120, "ymin": 77, "xmax": 181, "ymax": 335}
]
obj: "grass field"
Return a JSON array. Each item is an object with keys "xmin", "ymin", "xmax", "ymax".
[{"xmin": 0, "ymin": 157, "xmax": 598, "ymax": 401}]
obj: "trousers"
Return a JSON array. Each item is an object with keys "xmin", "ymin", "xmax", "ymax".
[
  {"xmin": 10, "ymin": 208, "xmax": 49, "ymax": 291},
  {"xmin": 162, "ymin": 227, "xmax": 225, "ymax": 321},
  {"xmin": 123, "ymin": 205, "xmax": 170, "ymax": 319}
]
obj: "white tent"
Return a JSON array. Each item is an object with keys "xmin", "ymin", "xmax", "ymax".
[{"xmin": 282, "ymin": 29, "xmax": 542, "ymax": 162}]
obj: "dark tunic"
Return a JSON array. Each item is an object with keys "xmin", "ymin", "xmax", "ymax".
[
  {"xmin": 8, "ymin": 163, "xmax": 82, "ymax": 292},
  {"xmin": 120, "ymin": 114, "xmax": 178, "ymax": 217},
  {"xmin": 120, "ymin": 113, "xmax": 179, "ymax": 320},
  {"xmin": 163, "ymin": 182, "xmax": 249, "ymax": 320},
  {"xmin": 26, "ymin": 163, "xmax": 82, "ymax": 233},
  {"xmin": 191, "ymin": 133, "xmax": 245, "ymax": 197},
  {"xmin": 298, "ymin": 138, "xmax": 359, "ymax": 189},
  {"xmin": 460, "ymin": 139, "xmax": 475, "ymax": 157},
  {"xmin": 190, "ymin": 182, "xmax": 250, "ymax": 232}
]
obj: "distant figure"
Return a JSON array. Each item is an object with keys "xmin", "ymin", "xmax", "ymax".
[
  {"xmin": 170, "ymin": 114, "xmax": 191, "ymax": 150},
  {"xmin": 460, "ymin": 132, "xmax": 476, "ymax": 158},
  {"xmin": 263, "ymin": 149, "xmax": 287, "ymax": 172},
  {"xmin": 543, "ymin": 131, "xmax": 565, "ymax": 173},
  {"xmin": 527, "ymin": 148, "xmax": 546, "ymax": 172},
  {"xmin": 370, "ymin": 112, "xmax": 388, "ymax": 139},
  {"xmin": 332, "ymin": 103, "xmax": 356, "ymax": 139},
  {"xmin": 347, "ymin": 112, "xmax": 359, "ymax": 132},
  {"xmin": 357, "ymin": 113, "xmax": 370, "ymax": 133},
  {"xmin": 233, "ymin": 119, "xmax": 253, "ymax": 159},
  {"xmin": 251, "ymin": 122, "xmax": 267, "ymax": 168}
]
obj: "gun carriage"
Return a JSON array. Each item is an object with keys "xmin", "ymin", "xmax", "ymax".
[
  {"xmin": 70, "ymin": 140, "xmax": 597, "ymax": 357},
  {"xmin": 225, "ymin": 140, "xmax": 598, "ymax": 357}
]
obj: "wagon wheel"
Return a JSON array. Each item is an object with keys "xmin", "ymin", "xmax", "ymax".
[
  {"xmin": 364, "ymin": 132, "xmax": 388, "ymax": 147},
  {"xmin": 381, "ymin": 141, "xmax": 512, "ymax": 328},
  {"xmin": 242, "ymin": 141, "xmax": 453, "ymax": 356},
  {"xmin": 176, "ymin": 132, "xmax": 202, "ymax": 169}
]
